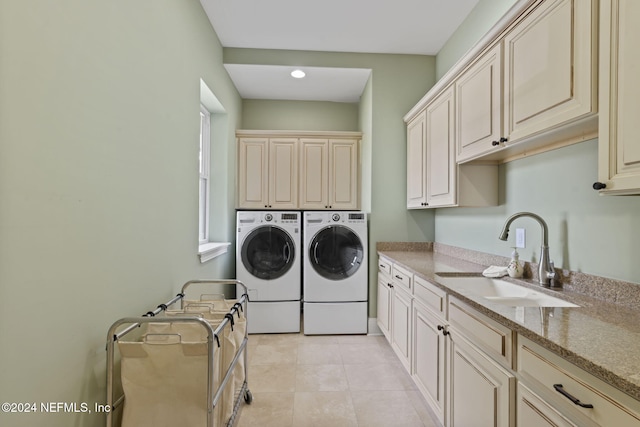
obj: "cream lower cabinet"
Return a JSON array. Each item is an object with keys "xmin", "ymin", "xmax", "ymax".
[
  {"xmin": 377, "ymin": 257, "xmax": 412, "ymax": 371},
  {"xmin": 518, "ymin": 336, "xmax": 640, "ymax": 427},
  {"xmin": 448, "ymin": 333, "xmax": 515, "ymax": 427},
  {"xmin": 376, "ymin": 257, "xmax": 393, "ymax": 340},
  {"xmin": 447, "ymin": 297, "xmax": 515, "ymax": 427},
  {"xmin": 299, "ymin": 138, "xmax": 359, "ymax": 210},
  {"xmin": 517, "ymin": 383, "xmax": 581, "ymax": 427},
  {"xmin": 237, "ymin": 137, "xmax": 298, "ymax": 209},
  {"xmin": 412, "ymin": 298, "xmax": 447, "ymax": 425},
  {"xmin": 597, "ymin": 0, "xmax": 640, "ymax": 195}
]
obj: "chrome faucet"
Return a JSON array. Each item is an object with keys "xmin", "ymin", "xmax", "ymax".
[{"xmin": 499, "ymin": 212, "xmax": 557, "ymax": 287}]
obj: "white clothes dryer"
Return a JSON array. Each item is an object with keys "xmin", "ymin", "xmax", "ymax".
[
  {"xmin": 303, "ymin": 211, "xmax": 368, "ymax": 335},
  {"xmin": 236, "ymin": 211, "xmax": 301, "ymax": 333}
]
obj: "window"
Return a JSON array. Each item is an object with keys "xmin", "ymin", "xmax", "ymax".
[
  {"xmin": 197, "ymin": 79, "xmax": 230, "ymax": 263},
  {"xmin": 199, "ymin": 104, "xmax": 210, "ymax": 244}
]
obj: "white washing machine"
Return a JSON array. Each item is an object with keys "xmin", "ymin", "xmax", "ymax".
[
  {"xmin": 303, "ymin": 211, "xmax": 368, "ymax": 335},
  {"xmin": 236, "ymin": 211, "xmax": 301, "ymax": 333}
]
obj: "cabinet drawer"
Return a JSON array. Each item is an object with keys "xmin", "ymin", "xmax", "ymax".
[
  {"xmin": 518, "ymin": 337, "xmax": 640, "ymax": 426},
  {"xmin": 378, "ymin": 256, "xmax": 392, "ymax": 276},
  {"xmin": 448, "ymin": 297, "xmax": 513, "ymax": 366},
  {"xmin": 392, "ymin": 263, "xmax": 412, "ymax": 291},
  {"xmin": 413, "ymin": 275, "xmax": 446, "ymax": 315}
]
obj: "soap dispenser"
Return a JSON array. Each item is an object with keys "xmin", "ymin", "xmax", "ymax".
[{"xmin": 507, "ymin": 247, "xmax": 524, "ymax": 278}]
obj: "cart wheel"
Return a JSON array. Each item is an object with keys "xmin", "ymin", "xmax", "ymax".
[{"xmin": 244, "ymin": 389, "xmax": 253, "ymax": 404}]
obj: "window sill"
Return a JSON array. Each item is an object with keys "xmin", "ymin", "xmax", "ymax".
[{"xmin": 198, "ymin": 242, "xmax": 231, "ymax": 263}]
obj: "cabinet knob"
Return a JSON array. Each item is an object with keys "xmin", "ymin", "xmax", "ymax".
[
  {"xmin": 437, "ymin": 325, "xmax": 450, "ymax": 336},
  {"xmin": 593, "ymin": 182, "xmax": 607, "ymax": 190},
  {"xmin": 492, "ymin": 137, "xmax": 508, "ymax": 146}
]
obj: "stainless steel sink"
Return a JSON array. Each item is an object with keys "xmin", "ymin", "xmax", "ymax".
[{"xmin": 435, "ymin": 275, "xmax": 579, "ymax": 308}]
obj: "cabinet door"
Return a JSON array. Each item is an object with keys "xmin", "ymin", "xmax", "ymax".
[
  {"xmin": 268, "ymin": 138, "xmax": 298, "ymax": 209},
  {"xmin": 391, "ymin": 286, "xmax": 412, "ymax": 371},
  {"xmin": 448, "ymin": 333, "xmax": 515, "ymax": 427},
  {"xmin": 238, "ymin": 138, "xmax": 269, "ymax": 209},
  {"xmin": 329, "ymin": 139, "xmax": 359, "ymax": 210},
  {"xmin": 503, "ymin": 0, "xmax": 596, "ymax": 143},
  {"xmin": 413, "ymin": 300, "xmax": 446, "ymax": 425},
  {"xmin": 299, "ymin": 138, "xmax": 328, "ymax": 209},
  {"xmin": 406, "ymin": 111, "xmax": 428, "ymax": 208},
  {"xmin": 598, "ymin": 0, "xmax": 640, "ymax": 194},
  {"xmin": 426, "ymin": 86, "xmax": 456, "ymax": 207},
  {"xmin": 456, "ymin": 43, "xmax": 503, "ymax": 162},
  {"xmin": 376, "ymin": 276, "xmax": 392, "ymax": 340}
]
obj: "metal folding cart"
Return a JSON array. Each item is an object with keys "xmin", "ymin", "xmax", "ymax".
[{"xmin": 105, "ymin": 280, "xmax": 252, "ymax": 427}]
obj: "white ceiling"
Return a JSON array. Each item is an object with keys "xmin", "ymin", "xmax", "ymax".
[{"xmin": 200, "ymin": 0, "xmax": 481, "ymax": 102}]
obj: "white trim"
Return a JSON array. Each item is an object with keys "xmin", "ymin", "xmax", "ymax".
[
  {"xmin": 367, "ymin": 318, "xmax": 383, "ymax": 336},
  {"xmin": 199, "ymin": 105, "xmax": 211, "ymax": 244},
  {"xmin": 198, "ymin": 242, "xmax": 231, "ymax": 263}
]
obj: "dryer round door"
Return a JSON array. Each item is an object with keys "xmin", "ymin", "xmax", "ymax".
[
  {"xmin": 308, "ymin": 225, "xmax": 364, "ymax": 280},
  {"xmin": 241, "ymin": 226, "xmax": 296, "ymax": 280}
]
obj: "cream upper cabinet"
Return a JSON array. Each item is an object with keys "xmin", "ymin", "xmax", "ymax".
[
  {"xmin": 406, "ymin": 86, "xmax": 498, "ymax": 209},
  {"xmin": 406, "ymin": 111, "xmax": 428, "ymax": 208},
  {"xmin": 503, "ymin": 0, "xmax": 597, "ymax": 145},
  {"xmin": 456, "ymin": 43, "xmax": 503, "ymax": 163},
  {"xmin": 597, "ymin": 0, "xmax": 640, "ymax": 195},
  {"xmin": 237, "ymin": 131, "xmax": 361, "ymax": 209},
  {"xmin": 329, "ymin": 139, "xmax": 359, "ymax": 210},
  {"xmin": 237, "ymin": 137, "xmax": 297, "ymax": 209},
  {"xmin": 299, "ymin": 138, "xmax": 329, "ymax": 209},
  {"xmin": 405, "ymin": 0, "xmax": 598, "ymax": 165},
  {"xmin": 426, "ymin": 86, "xmax": 457, "ymax": 207},
  {"xmin": 299, "ymin": 138, "xmax": 359, "ymax": 210}
]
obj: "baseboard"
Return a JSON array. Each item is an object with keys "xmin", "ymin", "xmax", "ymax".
[{"xmin": 367, "ymin": 317, "xmax": 383, "ymax": 336}]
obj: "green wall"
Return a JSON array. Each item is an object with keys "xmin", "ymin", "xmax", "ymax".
[
  {"xmin": 242, "ymin": 99, "xmax": 360, "ymax": 131},
  {"xmin": 436, "ymin": 140, "xmax": 640, "ymax": 284},
  {"xmin": 0, "ymin": 1, "xmax": 241, "ymax": 426},
  {"xmin": 436, "ymin": 0, "xmax": 519, "ymax": 79},
  {"xmin": 225, "ymin": 48, "xmax": 436, "ymax": 314},
  {"xmin": 434, "ymin": 0, "xmax": 640, "ymax": 285}
]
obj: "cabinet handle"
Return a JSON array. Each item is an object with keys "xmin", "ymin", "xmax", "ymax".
[
  {"xmin": 395, "ymin": 275, "xmax": 403, "ymax": 280},
  {"xmin": 492, "ymin": 140, "xmax": 500, "ymax": 146},
  {"xmin": 387, "ymin": 283, "xmax": 394, "ymax": 288},
  {"xmin": 437, "ymin": 325, "xmax": 450, "ymax": 336},
  {"xmin": 593, "ymin": 182, "xmax": 607, "ymax": 190},
  {"xmin": 553, "ymin": 384, "xmax": 594, "ymax": 408},
  {"xmin": 500, "ymin": 137, "xmax": 508, "ymax": 143}
]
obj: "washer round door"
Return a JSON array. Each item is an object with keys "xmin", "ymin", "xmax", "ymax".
[
  {"xmin": 308, "ymin": 225, "xmax": 364, "ymax": 280},
  {"xmin": 241, "ymin": 226, "xmax": 295, "ymax": 280}
]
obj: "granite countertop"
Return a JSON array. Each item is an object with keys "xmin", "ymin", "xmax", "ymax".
[{"xmin": 377, "ymin": 243, "xmax": 640, "ymax": 402}]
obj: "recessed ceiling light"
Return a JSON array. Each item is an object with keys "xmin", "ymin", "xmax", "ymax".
[{"xmin": 291, "ymin": 69, "xmax": 306, "ymax": 79}]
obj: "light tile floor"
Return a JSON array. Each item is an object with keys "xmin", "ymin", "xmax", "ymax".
[{"xmin": 236, "ymin": 332, "xmax": 439, "ymax": 427}]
